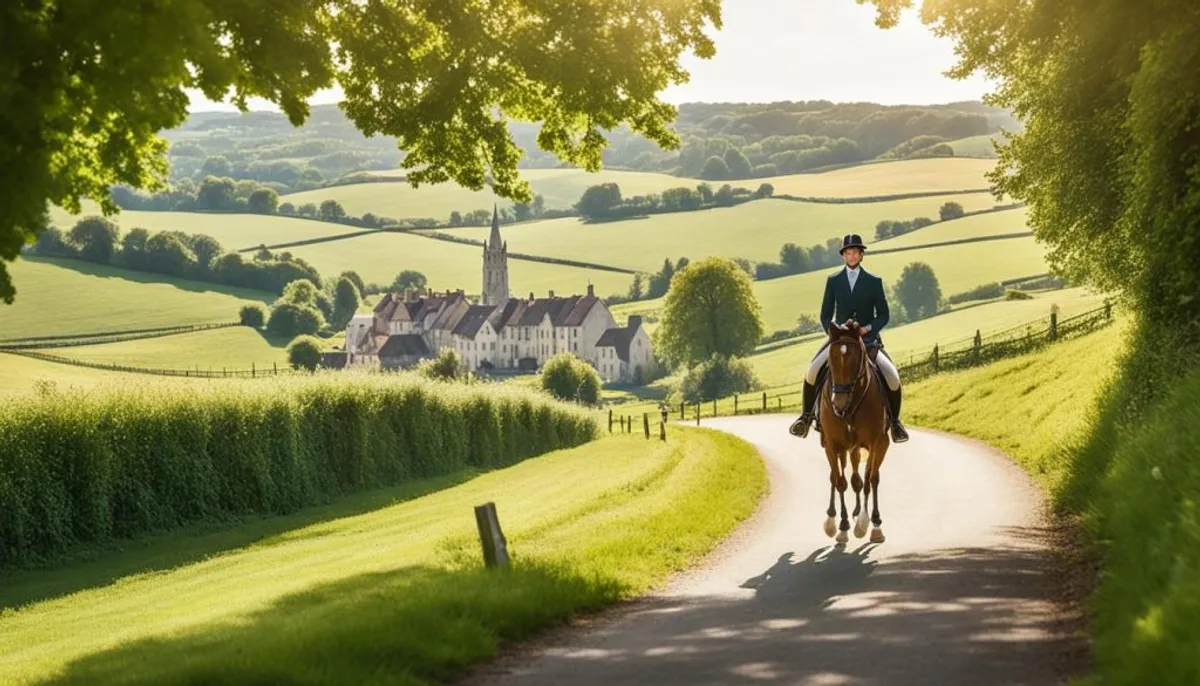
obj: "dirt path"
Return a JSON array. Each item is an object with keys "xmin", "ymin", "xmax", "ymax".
[{"xmin": 468, "ymin": 416, "xmax": 1085, "ymax": 685}]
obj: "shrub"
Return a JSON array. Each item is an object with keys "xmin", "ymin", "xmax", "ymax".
[
  {"xmin": 676, "ymin": 354, "xmax": 759, "ymax": 404},
  {"xmin": 68, "ymin": 216, "xmax": 120, "ymax": 263},
  {"xmin": 239, "ymin": 304, "xmax": 267, "ymax": 328},
  {"xmin": 416, "ymin": 348, "xmax": 466, "ymax": 382},
  {"xmin": 0, "ymin": 376, "xmax": 599, "ymax": 566},
  {"xmin": 287, "ymin": 336, "xmax": 323, "ymax": 371},
  {"xmin": 1005, "ymin": 289, "xmax": 1034, "ymax": 300},
  {"xmin": 267, "ymin": 302, "xmax": 325, "ymax": 338},
  {"xmin": 541, "ymin": 353, "xmax": 603, "ymax": 406},
  {"xmin": 948, "ymin": 282, "xmax": 1006, "ymax": 304},
  {"xmin": 939, "ymin": 201, "xmax": 966, "ymax": 221}
]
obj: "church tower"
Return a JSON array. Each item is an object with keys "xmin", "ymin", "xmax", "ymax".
[{"xmin": 482, "ymin": 206, "xmax": 510, "ymax": 306}]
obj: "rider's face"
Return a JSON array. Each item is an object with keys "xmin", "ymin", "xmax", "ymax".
[{"xmin": 842, "ymin": 248, "xmax": 863, "ymax": 269}]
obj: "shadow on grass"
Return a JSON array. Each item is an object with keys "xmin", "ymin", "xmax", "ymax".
[
  {"xmin": 22, "ymin": 255, "xmax": 274, "ymax": 303},
  {"xmin": 470, "ymin": 541, "xmax": 1088, "ymax": 685},
  {"xmin": 36, "ymin": 562, "xmax": 625, "ymax": 686},
  {"xmin": 0, "ymin": 470, "xmax": 478, "ymax": 611}
]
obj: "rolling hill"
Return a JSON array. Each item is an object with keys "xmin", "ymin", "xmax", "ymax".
[{"xmin": 49, "ymin": 326, "xmax": 291, "ymax": 373}]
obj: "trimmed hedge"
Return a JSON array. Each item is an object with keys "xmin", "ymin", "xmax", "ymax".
[{"xmin": 0, "ymin": 375, "xmax": 599, "ymax": 567}]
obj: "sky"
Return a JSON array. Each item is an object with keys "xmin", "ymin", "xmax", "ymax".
[{"xmin": 187, "ymin": 0, "xmax": 991, "ymax": 113}]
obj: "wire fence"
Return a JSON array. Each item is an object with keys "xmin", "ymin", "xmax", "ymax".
[
  {"xmin": 607, "ymin": 301, "xmax": 1116, "ymax": 427},
  {"xmin": 6, "ymin": 349, "xmax": 291, "ymax": 379},
  {"xmin": 0, "ymin": 322, "xmax": 239, "ymax": 350}
]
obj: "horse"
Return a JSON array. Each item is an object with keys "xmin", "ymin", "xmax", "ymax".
[{"xmin": 818, "ymin": 320, "xmax": 890, "ymax": 544}]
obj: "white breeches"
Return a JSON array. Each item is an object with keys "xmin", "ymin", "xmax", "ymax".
[{"xmin": 806, "ymin": 344, "xmax": 901, "ymax": 391}]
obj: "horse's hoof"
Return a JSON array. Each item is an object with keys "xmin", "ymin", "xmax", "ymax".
[
  {"xmin": 823, "ymin": 517, "xmax": 837, "ymax": 538},
  {"xmin": 870, "ymin": 528, "xmax": 886, "ymax": 544},
  {"xmin": 836, "ymin": 530, "xmax": 849, "ymax": 544},
  {"xmin": 855, "ymin": 511, "xmax": 869, "ymax": 538}
]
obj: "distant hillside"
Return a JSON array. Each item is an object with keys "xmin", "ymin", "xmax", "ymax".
[{"xmin": 162, "ymin": 101, "xmax": 1019, "ymax": 195}]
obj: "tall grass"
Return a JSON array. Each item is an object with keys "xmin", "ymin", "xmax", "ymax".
[{"xmin": 0, "ymin": 373, "xmax": 598, "ymax": 567}]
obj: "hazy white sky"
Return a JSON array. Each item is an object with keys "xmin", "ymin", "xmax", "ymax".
[{"xmin": 188, "ymin": 0, "xmax": 990, "ymax": 112}]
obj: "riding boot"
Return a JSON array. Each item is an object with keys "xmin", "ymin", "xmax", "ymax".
[
  {"xmin": 789, "ymin": 380, "xmax": 819, "ymax": 438},
  {"xmin": 884, "ymin": 385, "xmax": 910, "ymax": 443}
]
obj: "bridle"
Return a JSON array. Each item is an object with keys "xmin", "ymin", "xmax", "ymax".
[{"xmin": 828, "ymin": 333, "xmax": 870, "ymax": 421}]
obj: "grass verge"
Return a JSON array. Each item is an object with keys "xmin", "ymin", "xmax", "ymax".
[{"xmin": 0, "ymin": 428, "xmax": 766, "ymax": 685}]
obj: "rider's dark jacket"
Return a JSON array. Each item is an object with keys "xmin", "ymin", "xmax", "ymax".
[{"xmin": 820, "ymin": 267, "xmax": 890, "ymax": 346}]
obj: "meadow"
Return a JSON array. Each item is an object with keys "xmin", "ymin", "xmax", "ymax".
[
  {"xmin": 0, "ymin": 427, "xmax": 764, "ymax": 685},
  {"xmin": 874, "ymin": 206, "xmax": 1029, "ymax": 250},
  {"xmin": 762, "ymin": 158, "xmax": 996, "ymax": 197},
  {"xmin": 0, "ymin": 258, "xmax": 267, "ymax": 340},
  {"xmin": 0, "ymin": 352, "xmax": 162, "ymax": 397},
  {"xmin": 49, "ymin": 326, "xmax": 291, "ymax": 372},
  {"xmin": 288, "ymin": 168, "xmax": 690, "ymax": 218},
  {"xmin": 285, "ymin": 231, "xmax": 634, "ymax": 297},
  {"xmin": 946, "ymin": 133, "xmax": 1006, "ymax": 158},
  {"xmin": 436, "ymin": 193, "xmax": 1003, "ymax": 272},
  {"xmin": 47, "ymin": 203, "xmax": 360, "ymax": 252}
]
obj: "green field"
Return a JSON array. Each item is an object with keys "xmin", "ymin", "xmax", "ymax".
[
  {"xmin": 946, "ymin": 133, "xmax": 1007, "ymax": 159},
  {"xmin": 0, "ymin": 352, "xmax": 170, "ymax": 397},
  {"xmin": 288, "ymin": 168, "xmax": 689, "ymax": 219},
  {"xmin": 874, "ymin": 207, "xmax": 1029, "ymax": 250},
  {"xmin": 762, "ymin": 158, "xmax": 996, "ymax": 197},
  {"xmin": 437, "ymin": 193, "xmax": 1003, "ymax": 272},
  {"xmin": 47, "ymin": 204, "xmax": 360, "ymax": 253},
  {"xmin": 285, "ymin": 231, "xmax": 633, "ymax": 297},
  {"xmin": 745, "ymin": 288, "xmax": 1106, "ymax": 386},
  {"xmin": 0, "ymin": 429, "xmax": 765, "ymax": 685},
  {"xmin": 613, "ymin": 233, "xmax": 1051, "ymax": 334},
  {"xmin": 50, "ymin": 326, "xmax": 291, "ymax": 372},
  {"xmin": 0, "ymin": 258, "xmax": 267, "ymax": 340}
]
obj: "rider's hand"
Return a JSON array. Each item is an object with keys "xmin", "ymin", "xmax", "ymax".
[{"xmin": 857, "ymin": 326, "xmax": 870, "ymax": 337}]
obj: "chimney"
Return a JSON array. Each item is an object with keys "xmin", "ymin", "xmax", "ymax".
[
  {"xmin": 587, "ymin": 284, "xmax": 595, "ymax": 298},
  {"xmin": 629, "ymin": 315, "xmax": 643, "ymax": 330},
  {"xmin": 548, "ymin": 290, "xmax": 555, "ymax": 299},
  {"xmin": 529, "ymin": 291, "xmax": 535, "ymax": 301}
]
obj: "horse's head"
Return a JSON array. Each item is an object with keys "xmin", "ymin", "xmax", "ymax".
[{"xmin": 827, "ymin": 321, "xmax": 868, "ymax": 416}]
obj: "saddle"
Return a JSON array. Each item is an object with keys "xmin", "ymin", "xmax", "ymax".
[{"xmin": 814, "ymin": 344, "xmax": 889, "ymax": 433}]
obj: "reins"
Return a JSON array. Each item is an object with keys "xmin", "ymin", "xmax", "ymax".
[{"xmin": 828, "ymin": 336, "xmax": 872, "ymax": 422}]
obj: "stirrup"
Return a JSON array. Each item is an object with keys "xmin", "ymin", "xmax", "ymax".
[
  {"xmin": 890, "ymin": 421, "xmax": 910, "ymax": 444},
  {"xmin": 789, "ymin": 414, "xmax": 813, "ymax": 438}
]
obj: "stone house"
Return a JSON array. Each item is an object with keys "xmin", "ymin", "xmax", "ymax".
[{"xmin": 595, "ymin": 316, "xmax": 655, "ymax": 384}]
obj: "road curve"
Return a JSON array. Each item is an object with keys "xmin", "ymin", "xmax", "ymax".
[{"xmin": 468, "ymin": 415, "xmax": 1085, "ymax": 686}]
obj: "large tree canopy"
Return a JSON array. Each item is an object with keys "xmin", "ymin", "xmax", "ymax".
[
  {"xmin": 862, "ymin": 0, "xmax": 1200, "ymax": 343},
  {"xmin": 655, "ymin": 257, "xmax": 764, "ymax": 367},
  {"xmin": 0, "ymin": 0, "xmax": 722, "ymax": 303}
]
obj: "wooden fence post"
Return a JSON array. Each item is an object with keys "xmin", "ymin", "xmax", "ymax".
[
  {"xmin": 973, "ymin": 330, "xmax": 982, "ymax": 364},
  {"xmin": 1105, "ymin": 300, "xmax": 1112, "ymax": 321},
  {"xmin": 777, "ymin": 397, "xmax": 782, "ymax": 410},
  {"xmin": 712, "ymin": 398, "xmax": 717, "ymax": 417},
  {"xmin": 679, "ymin": 401, "xmax": 685, "ymax": 420},
  {"xmin": 762, "ymin": 391, "xmax": 767, "ymax": 412},
  {"xmin": 473, "ymin": 502, "xmax": 510, "ymax": 568},
  {"xmin": 643, "ymin": 413, "xmax": 650, "ymax": 439},
  {"xmin": 252, "ymin": 363, "xmax": 256, "ymax": 378},
  {"xmin": 608, "ymin": 409, "xmax": 613, "ymax": 433},
  {"xmin": 695, "ymin": 403, "xmax": 700, "ymax": 426},
  {"xmin": 734, "ymin": 394, "xmax": 739, "ymax": 415},
  {"xmin": 274, "ymin": 362, "xmax": 278, "ymax": 375},
  {"xmin": 660, "ymin": 420, "xmax": 666, "ymax": 442},
  {"xmin": 1049, "ymin": 311, "xmax": 1058, "ymax": 341},
  {"xmin": 932, "ymin": 344, "xmax": 939, "ymax": 373}
]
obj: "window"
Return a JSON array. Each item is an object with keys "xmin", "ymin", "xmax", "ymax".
[{"xmin": 573, "ymin": 343, "xmax": 577, "ymax": 352}]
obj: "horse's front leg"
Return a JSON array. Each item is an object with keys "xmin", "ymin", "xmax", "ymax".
[
  {"xmin": 836, "ymin": 451, "xmax": 851, "ymax": 543},
  {"xmin": 852, "ymin": 447, "xmax": 869, "ymax": 538},
  {"xmin": 823, "ymin": 447, "xmax": 839, "ymax": 538}
]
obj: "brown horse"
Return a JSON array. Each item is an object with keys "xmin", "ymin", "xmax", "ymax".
[{"xmin": 819, "ymin": 320, "xmax": 890, "ymax": 544}]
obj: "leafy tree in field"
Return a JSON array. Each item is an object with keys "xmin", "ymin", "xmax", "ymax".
[
  {"xmin": 628, "ymin": 273, "xmax": 645, "ymax": 300},
  {"xmin": 576, "ymin": 183, "xmax": 623, "ymax": 219},
  {"xmin": 647, "ymin": 258, "xmax": 677, "ymax": 298},
  {"xmin": 676, "ymin": 256, "xmax": 690, "ymax": 272},
  {"xmin": 187, "ymin": 234, "xmax": 223, "ymax": 273},
  {"xmin": 68, "ymin": 217, "xmax": 120, "ymax": 264},
  {"xmin": 35, "ymin": 226, "xmax": 74, "ymax": 257},
  {"xmin": 318, "ymin": 199, "xmax": 346, "ymax": 222},
  {"xmin": 714, "ymin": 183, "xmax": 737, "ymax": 206},
  {"xmin": 939, "ymin": 201, "xmax": 965, "ymax": 221},
  {"xmin": 655, "ymin": 257, "xmax": 764, "ymax": 367},
  {"xmin": 268, "ymin": 303, "xmax": 325, "ymax": 338},
  {"xmin": 448, "ymin": 211, "xmax": 464, "ymax": 227},
  {"xmin": 297, "ymin": 203, "xmax": 318, "ymax": 218},
  {"xmin": 339, "ymin": 270, "xmax": 366, "ymax": 296},
  {"xmin": 779, "ymin": 242, "xmax": 811, "ymax": 274},
  {"xmin": 732, "ymin": 257, "xmax": 754, "ymax": 277},
  {"xmin": 513, "ymin": 202, "xmax": 534, "ymax": 222},
  {"xmin": 281, "ymin": 279, "xmax": 321, "ymax": 307},
  {"xmin": 196, "ymin": 176, "xmax": 236, "ymax": 211},
  {"xmin": 700, "ymin": 156, "xmax": 730, "ymax": 181},
  {"xmin": 893, "ymin": 261, "xmax": 943, "ymax": 321},
  {"xmin": 144, "ymin": 232, "xmax": 196, "ymax": 277},
  {"xmin": 278, "ymin": 202, "xmax": 296, "ymax": 216},
  {"xmin": 360, "ymin": 212, "xmax": 380, "ymax": 228},
  {"xmin": 755, "ymin": 183, "xmax": 775, "ymax": 198},
  {"xmin": 541, "ymin": 353, "xmax": 602, "ymax": 406},
  {"xmin": 331, "ymin": 276, "xmax": 361, "ymax": 330},
  {"xmin": 532, "ymin": 194, "xmax": 546, "ymax": 216},
  {"xmin": 696, "ymin": 183, "xmax": 714, "ymax": 204},
  {"xmin": 199, "ymin": 156, "xmax": 232, "ymax": 178},
  {"xmin": 119, "ymin": 228, "xmax": 148, "ymax": 266},
  {"xmin": 391, "ymin": 270, "xmax": 427, "ymax": 293},
  {"xmin": 723, "ymin": 148, "xmax": 753, "ymax": 179},
  {"xmin": 248, "ymin": 188, "xmax": 280, "ymax": 214},
  {"xmin": 239, "ymin": 304, "xmax": 267, "ymax": 328},
  {"xmin": 0, "ymin": 0, "xmax": 718, "ymax": 304},
  {"xmin": 287, "ymin": 336, "xmax": 323, "ymax": 371}
]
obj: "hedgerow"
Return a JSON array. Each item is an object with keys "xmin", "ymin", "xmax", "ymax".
[{"xmin": 0, "ymin": 374, "xmax": 598, "ymax": 567}]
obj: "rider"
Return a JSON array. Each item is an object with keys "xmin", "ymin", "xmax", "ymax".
[{"xmin": 790, "ymin": 234, "xmax": 909, "ymax": 443}]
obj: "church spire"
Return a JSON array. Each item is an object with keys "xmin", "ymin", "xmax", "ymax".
[
  {"xmin": 488, "ymin": 204, "xmax": 503, "ymax": 251},
  {"xmin": 482, "ymin": 204, "xmax": 510, "ymax": 306}
]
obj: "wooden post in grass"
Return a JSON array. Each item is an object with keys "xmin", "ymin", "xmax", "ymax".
[
  {"xmin": 643, "ymin": 413, "xmax": 650, "ymax": 439},
  {"xmin": 679, "ymin": 401, "xmax": 685, "ymax": 420},
  {"xmin": 274, "ymin": 362, "xmax": 278, "ymax": 375},
  {"xmin": 762, "ymin": 392, "xmax": 767, "ymax": 412},
  {"xmin": 778, "ymin": 397, "xmax": 782, "ymax": 411},
  {"xmin": 734, "ymin": 394, "xmax": 739, "ymax": 415},
  {"xmin": 1049, "ymin": 311, "xmax": 1058, "ymax": 341},
  {"xmin": 712, "ymin": 398, "xmax": 717, "ymax": 416},
  {"xmin": 608, "ymin": 409, "xmax": 613, "ymax": 433},
  {"xmin": 932, "ymin": 344, "xmax": 939, "ymax": 373},
  {"xmin": 474, "ymin": 502, "xmax": 510, "ymax": 568},
  {"xmin": 1105, "ymin": 300, "xmax": 1112, "ymax": 321},
  {"xmin": 695, "ymin": 403, "xmax": 700, "ymax": 426},
  {"xmin": 973, "ymin": 330, "xmax": 982, "ymax": 365},
  {"xmin": 660, "ymin": 420, "xmax": 666, "ymax": 442}
]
